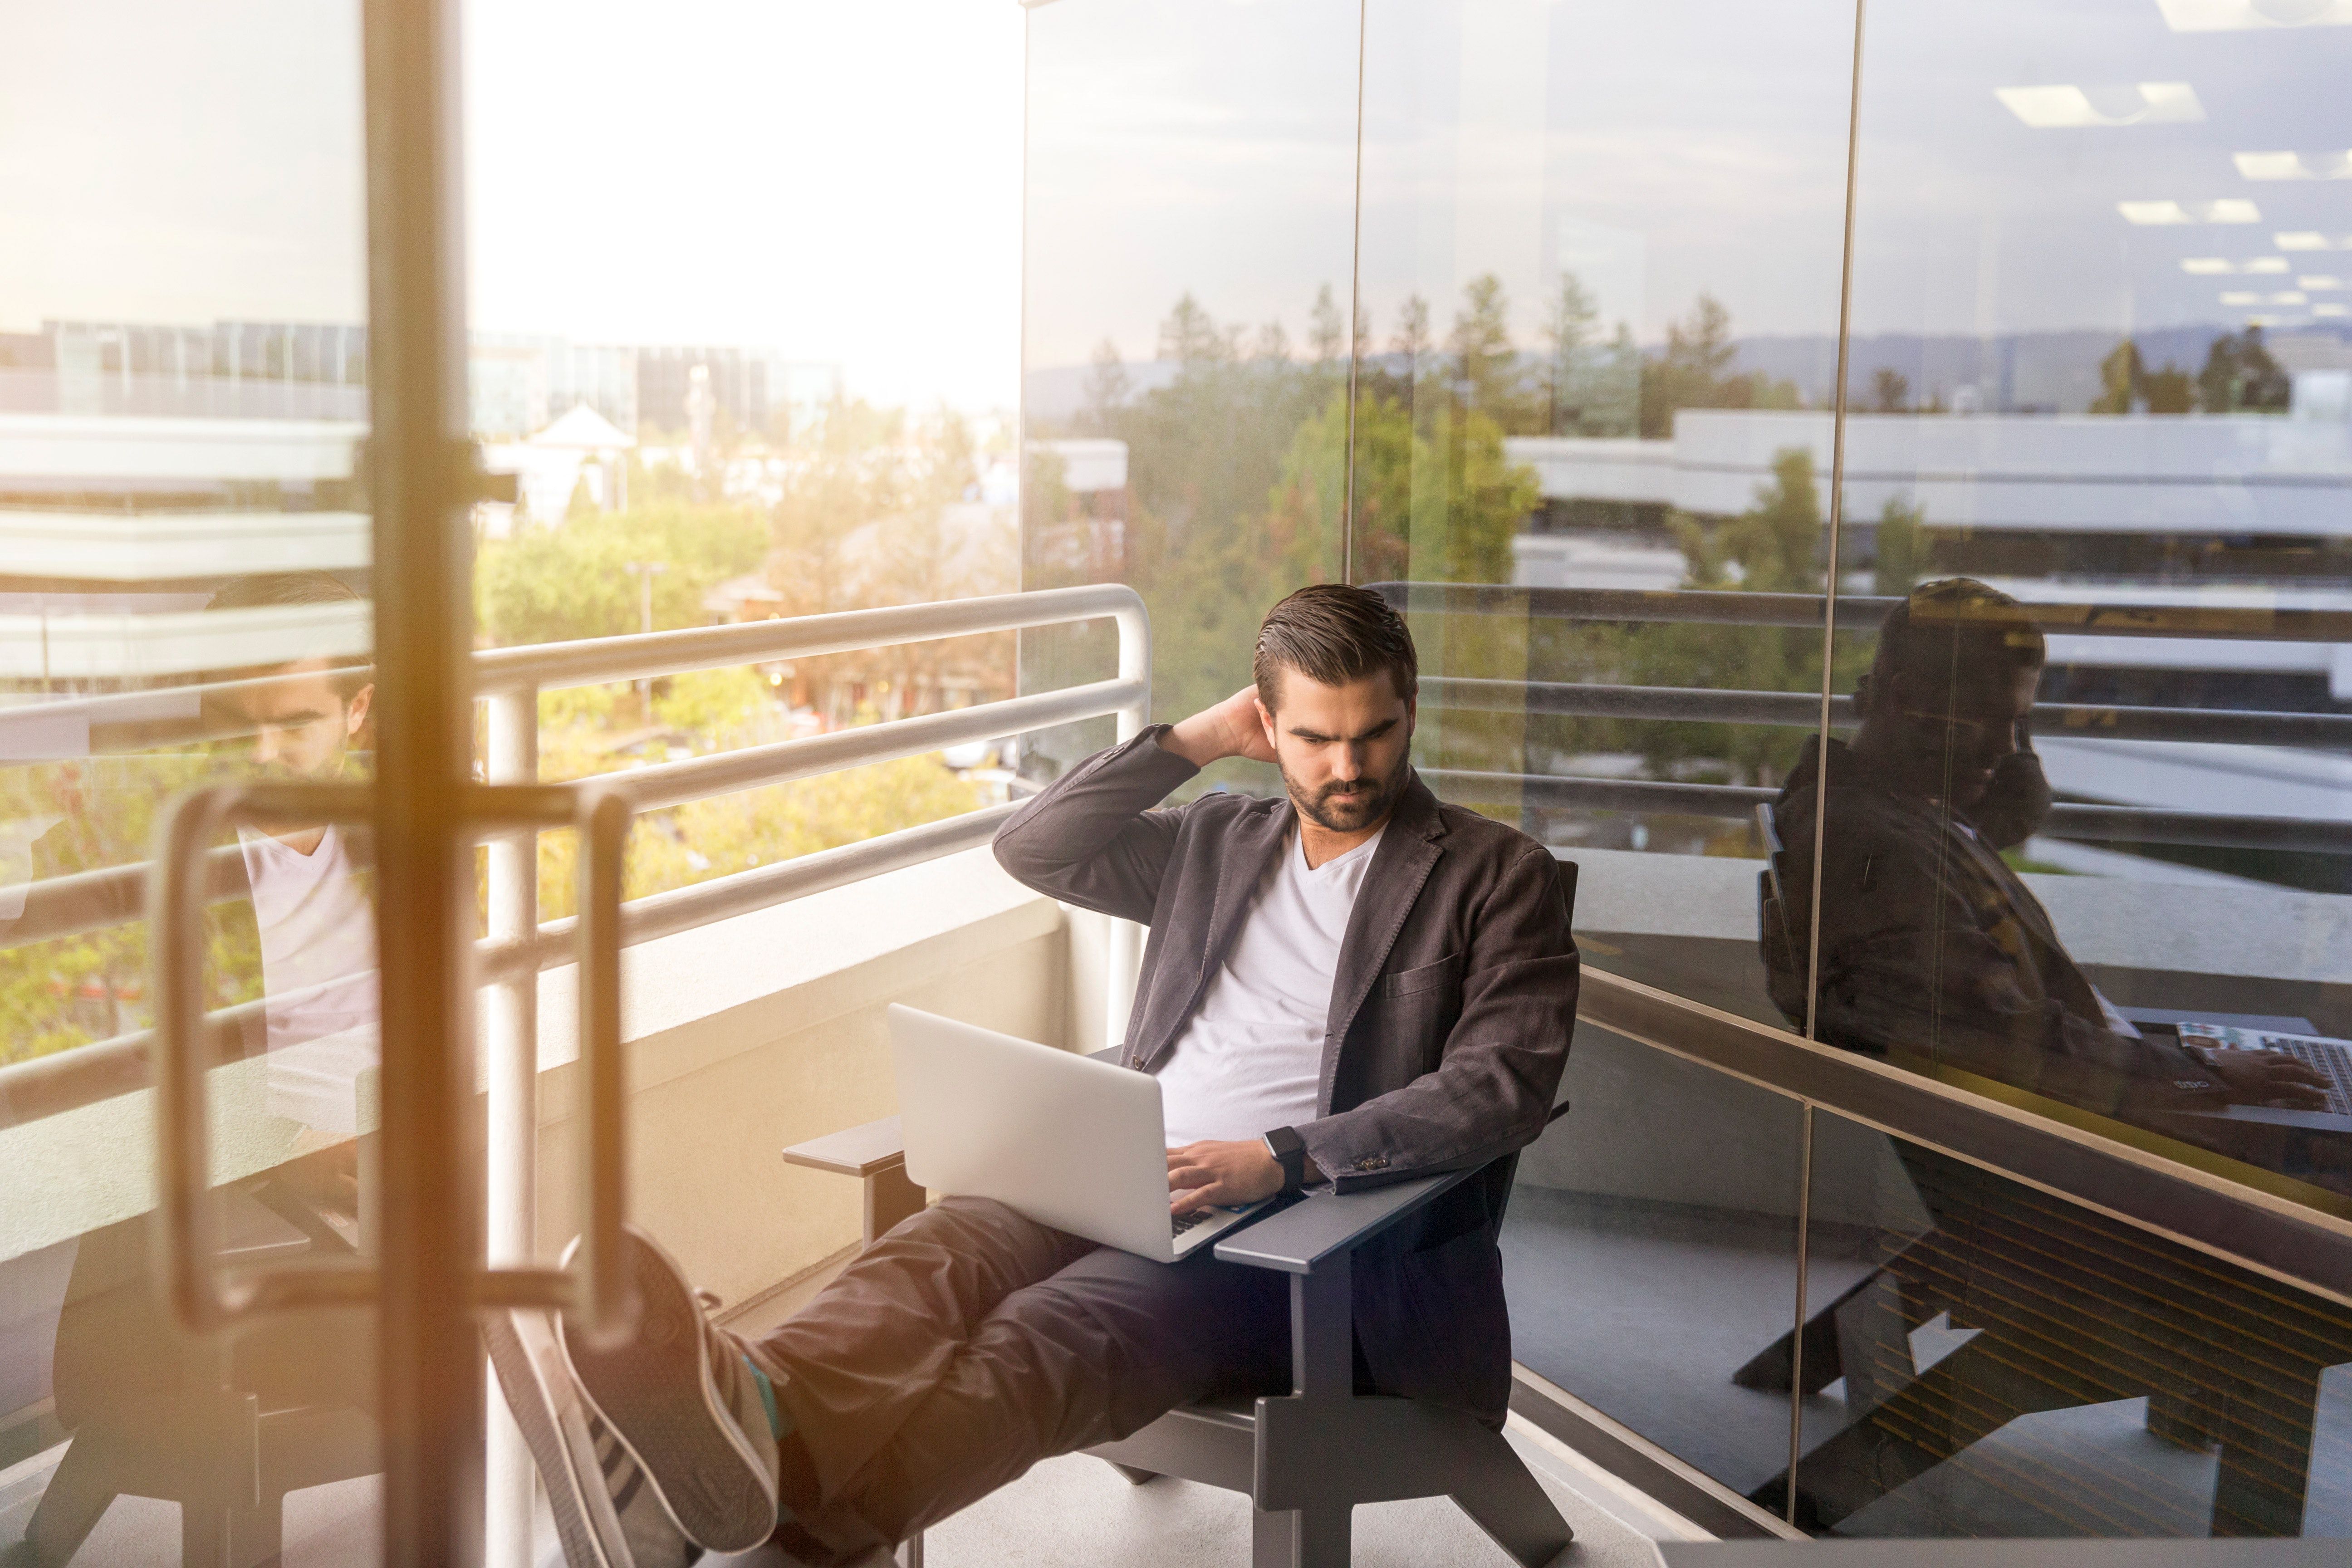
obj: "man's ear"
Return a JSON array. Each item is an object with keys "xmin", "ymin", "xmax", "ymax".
[
  {"xmin": 1254, "ymin": 692, "xmax": 1277, "ymax": 747},
  {"xmin": 345, "ymin": 682, "xmax": 375, "ymax": 740},
  {"xmin": 1405, "ymin": 694, "xmax": 1417, "ymax": 739}
]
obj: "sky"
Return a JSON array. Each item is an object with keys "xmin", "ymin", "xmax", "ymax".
[
  {"xmin": 0, "ymin": 0, "xmax": 1027, "ymax": 412},
  {"xmin": 1027, "ymin": 0, "xmax": 2352, "ymax": 379},
  {"xmin": 8, "ymin": 0, "xmax": 2350, "ymax": 417}
]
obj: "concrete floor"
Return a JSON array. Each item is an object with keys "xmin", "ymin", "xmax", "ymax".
[{"xmin": 0, "ymin": 1415, "xmax": 1680, "ymax": 1567}]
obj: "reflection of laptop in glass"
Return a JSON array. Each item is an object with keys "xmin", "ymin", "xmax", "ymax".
[
  {"xmin": 2176, "ymin": 1021, "xmax": 2352, "ymax": 1118},
  {"xmin": 887, "ymin": 1005, "xmax": 1272, "ymax": 1263}
]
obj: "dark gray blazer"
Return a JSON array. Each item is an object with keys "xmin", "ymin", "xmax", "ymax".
[{"xmin": 992, "ymin": 725, "xmax": 1578, "ymax": 1421}]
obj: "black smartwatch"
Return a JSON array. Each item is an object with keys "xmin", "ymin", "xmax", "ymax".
[{"xmin": 1263, "ymin": 1126, "xmax": 1308, "ymax": 1195}]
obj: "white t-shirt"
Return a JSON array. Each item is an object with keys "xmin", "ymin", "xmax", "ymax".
[
  {"xmin": 238, "ymin": 825, "xmax": 379, "ymax": 1135},
  {"xmin": 1156, "ymin": 825, "xmax": 1384, "ymax": 1147}
]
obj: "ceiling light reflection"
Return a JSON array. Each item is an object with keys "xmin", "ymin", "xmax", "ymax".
[
  {"xmin": 2180, "ymin": 257, "xmax": 2290, "ymax": 274},
  {"xmin": 1997, "ymin": 83, "xmax": 2204, "ymax": 128},
  {"xmin": 2121, "ymin": 199, "xmax": 2261, "ymax": 224},
  {"xmin": 2157, "ymin": 0, "xmax": 2352, "ymax": 30},
  {"xmin": 2236, "ymin": 150, "xmax": 2352, "ymax": 181}
]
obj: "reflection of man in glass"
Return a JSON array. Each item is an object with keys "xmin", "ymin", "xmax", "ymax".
[
  {"xmin": 1761, "ymin": 576, "xmax": 2324, "ymax": 1118},
  {"xmin": 1752, "ymin": 578, "xmax": 2339, "ymax": 1537},
  {"xmin": 25, "ymin": 573, "xmax": 379, "ymax": 1560},
  {"xmin": 203, "ymin": 571, "xmax": 380, "ymax": 1217}
]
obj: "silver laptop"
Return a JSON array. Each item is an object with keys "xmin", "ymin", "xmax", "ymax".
[{"xmin": 888, "ymin": 1005, "xmax": 1270, "ymax": 1262}]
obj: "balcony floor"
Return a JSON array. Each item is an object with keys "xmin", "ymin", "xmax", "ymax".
[{"xmin": 0, "ymin": 1417, "xmax": 1677, "ymax": 1567}]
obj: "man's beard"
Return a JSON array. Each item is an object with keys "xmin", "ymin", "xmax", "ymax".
[{"xmin": 1282, "ymin": 750, "xmax": 1410, "ymax": 833}]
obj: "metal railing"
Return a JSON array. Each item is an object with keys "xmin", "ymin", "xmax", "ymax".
[
  {"xmin": 1379, "ymin": 583, "xmax": 2352, "ymax": 857},
  {"xmin": 0, "ymin": 586, "xmax": 1152, "ymax": 1134}
]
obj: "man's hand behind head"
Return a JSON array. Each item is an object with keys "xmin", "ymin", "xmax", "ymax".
[{"xmin": 1161, "ymin": 687, "xmax": 1279, "ymax": 770}]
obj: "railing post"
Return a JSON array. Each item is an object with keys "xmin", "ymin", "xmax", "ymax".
[
  {"xmin": 483, "ymin": 684, "xmax": 539, "ymax": 1568},
  {"xmin": 1106, "ymin": 601, "xmax": 1152, "ymax": 1052}
]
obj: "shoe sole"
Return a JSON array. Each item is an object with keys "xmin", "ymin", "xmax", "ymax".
[
  {"xmin": 482, "ymin": 1309, "xmax": 624, "ymax": 1568},
  {"xmin": 564, "ymin": 1226, "xmax": 776, "ymax": 1553}
]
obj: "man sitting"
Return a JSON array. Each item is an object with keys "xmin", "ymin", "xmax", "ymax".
[
  {"xmin": 1762, "ymin": 575, "xmax": 2323, "ymax": 1121},
  {"xmin": 491, "ymin": 583, "xmax": 1578, "ymax": 1566}
]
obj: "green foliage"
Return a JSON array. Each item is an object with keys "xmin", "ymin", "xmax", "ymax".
[
  {"xmin": 1588, "ymin": 447, "xmax": 1830, "ymax": 787},
  {"xmin": 2092, "ymin": 338, "xmax": 2146, "ymax": 414},
  {"xmin": 2197, "ymin": 326, "xmax": 2291, "ymax": 414},
  {"xmin": 1545, "ymin": 273, "xmax": 1640, "ymax": 437},
  {"xmin": 1637, "ymin": 294, "xmax": 1803, "ymax": 438},
  {"xmin": 653, "ymin": 666, "xmax": 770, "ymax": 738},
  {"xmin": 1872, "ymin": 495, "xmax": 1930, "ymax": 598},
  {"xmin": 476, "ymin": 501, "xmax": 767, "ymax": 647}
]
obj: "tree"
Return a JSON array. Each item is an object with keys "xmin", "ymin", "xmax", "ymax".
[
  {"xmin": 1868, "ymin": 367, "xmax": 1911, "ymax": 414},
  {"xmin": 1623, "ymin": 447, "xmax": 1830, "ymax": 786},
  {"xmin": 1308, "ymin": 284, "xmax": 1345, "ymax": 366},
  {"xmin": 1872, "ymin": 496, "xmax": 1929, "ymax": 597},
  {"xmin": 1544, "ymin": 272, "xmax": 1600, "ymax": 435},
  {"xmin": 475, "ymin": 500, "xmax": 767, "ymax": 647},
  {"xmin": 1159, "ymin": 292, "xmax": 1230, "ymax": 369},
  {"xmin": 1637, "ymin": 294, "xmax": 1798, "ymax": 438},
  {"xmin": 1391, "ymin": 295, "xmax": 1432, "ymax": 366},
  {"xmin": 2198, "ymin": 327, "xmax": 2291, "ymax": 413},
  {"xmin": 2092, "ymin": 338, "xmax": 2145, "ymax": 414},
  {"xmin": 1082, "ymin": 338, "xmax": 1131, "ymax": 433},
  {"xmin": 1448, "ymin": 273, "xmax": 1523, "ymax": 419},
  {"xmin": 2145, "ymin": 362, "xmax": 2194, "ymax": 414}
]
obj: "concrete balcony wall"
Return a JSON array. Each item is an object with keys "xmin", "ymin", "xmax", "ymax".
[{"xmin": 528, "ymin": 846, "xmax": 1088, "ymax": 1316}]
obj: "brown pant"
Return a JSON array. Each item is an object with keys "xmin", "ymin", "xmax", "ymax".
[{"xmin": 748, "ymin": 1196, "xmax": 1292, "ymax": 1552}]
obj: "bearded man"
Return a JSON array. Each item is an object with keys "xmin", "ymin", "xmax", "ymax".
[{"xmin": 495, "ymin": 583, "xmax": 1578, "ymax": 1566}]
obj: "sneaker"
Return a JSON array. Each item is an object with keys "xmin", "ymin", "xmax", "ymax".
[
  {"xmin": 482, "ymin": 1303, "xmax": 696, "ymax": 1568},
  {"xmin": 559, "ymin": 1224, "xmax": 783, "ymax": 1555}
]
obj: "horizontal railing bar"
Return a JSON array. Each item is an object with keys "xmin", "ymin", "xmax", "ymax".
[
  {"xmin": 1429, "ymin": 768, "xmax": 1774, "ymax": 820},
  {"xmin": 1425, "ymin": 676, "xmax": 2352, "ymax": 747},
  {"xmin": 474, "ymin": 583, "xmax": 1145, "ymax": 692},
  {"xmin": 0, "ymin": 804, "xmax": 1020, "ymax": 1128},
  {"xmin": 603, "ymin": 679, "xmax": 1137, "ymax": 813},
  {"xmin": 0, "ymin": 583, "xmax": 1146, "ymax": 758},
  {"xmin": 1425, "ymin": 767, "xmax": 2352, "ymax": 853},
  {"xmin": 1371, "ymin": 581, "xmax": 2352, "ymax": 644},
  {"xmin": 5, "ymin": 842, "xmax": 249, "ymax": 949},
  {"xmin": 2, "ymin": 678, "xmax": 1126, "ymax": 950}
]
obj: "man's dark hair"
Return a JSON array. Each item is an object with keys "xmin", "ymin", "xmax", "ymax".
[
  {"xmin": 204, "ymin": 570, "xmax": 363, "ymax": 613},
  {"xmin": 1871, "ymin": 576, "xmax": 2045, "ymax": 700},
  {"xmin": 1253, "ymin": 583, "xmax": 1419, "ymax": 712}
]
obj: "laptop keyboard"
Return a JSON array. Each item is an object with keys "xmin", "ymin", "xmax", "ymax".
[
  {"xmin": 2258, "ymin": 1034, "xmax": 2352, "ymax": 1117},
  {"xmin": 1171, "ymin": 1209, "xmax": 1214, "ymax": 1239}
]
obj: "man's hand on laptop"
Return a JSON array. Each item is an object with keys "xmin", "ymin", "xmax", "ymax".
[
  {"xmin": 1167, "ymin": 1140, "xmax": 1290, "ymax": 1215},
  {"xmin": 2206, "ymin": 1047, "xmax": 2331, "ymax": 1110},
  {"xmin": 1160, "ymin": 686, "xmax": 1278, "ymax": 769}
]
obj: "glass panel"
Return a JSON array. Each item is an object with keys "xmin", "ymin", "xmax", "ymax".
[
  {"xmin": 460, "ymin": 7, "xmax": 1029, "ymax": 1563},
  {"xmin": 466, "ymin": 1, "xmax": 1028, "ymax": 908},
  {"xmin": 0, "ymin": 1, "xmax": 381, "ymax": 1558},
  {"xmin": 1802, "ymin": 0, "xmax": 2352, "ymax": 1211},
  {"xmin": 1792, "ymin": 1113, "xmax": 2352, "ymax": 1538},
  {"xmin": 1505, "ymin": 1027, "xmax": 1806, "ymax": 1501},
  {"xmin": 1355, "ymin": 0, "xmax": 1856, "ymax": 1022},
  {"xmin": 1020, "ymin": 0, "xmax": 1362, "ymax": 783}
]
